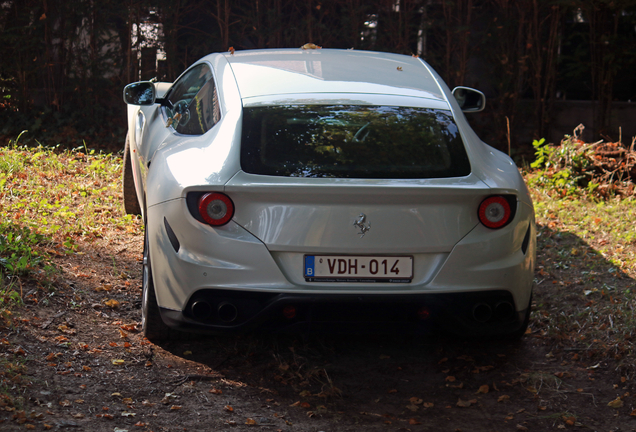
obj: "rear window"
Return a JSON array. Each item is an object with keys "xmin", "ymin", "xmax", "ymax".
[{"xmin": 240, "ymin": 105, "xmax": 470, "ymax": 179}]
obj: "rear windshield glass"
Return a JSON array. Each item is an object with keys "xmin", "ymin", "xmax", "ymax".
[{"xmin": 240, "ymin": 105, "xmax": 471, "ymax": 179}]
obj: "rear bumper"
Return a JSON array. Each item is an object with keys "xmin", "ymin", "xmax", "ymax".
[
  {"xmin": 146, "ymin": 192, "xmax": 535, "ymax": 338},
  {"xmin": 158, "ymin": 289, "xmax": 529, "ymax": 337}
]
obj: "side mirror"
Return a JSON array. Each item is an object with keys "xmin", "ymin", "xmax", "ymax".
[
  {"xmin": 123, "ymin": 82, "xmax": 157, "ymax": 106},
  {"xmin": 452, "ymin": 86, "xmax": 486, "ymax": 113}
]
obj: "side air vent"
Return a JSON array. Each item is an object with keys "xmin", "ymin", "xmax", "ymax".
[
  {"xmin": 521, "ymin": 224, "xmax": 531, "ymax": 255},
  {"xmin": 164, "ymin": 217, "xmax": 180, "ymax": 253}
]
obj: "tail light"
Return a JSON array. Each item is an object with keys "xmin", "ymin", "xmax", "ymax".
[
  {"xmin": 478, "ymin": 196, "xmax": 512, "ymax": 229},
  {"xmin": 198, "ymin": 192, "xmax": 234, "ymax": 226}
]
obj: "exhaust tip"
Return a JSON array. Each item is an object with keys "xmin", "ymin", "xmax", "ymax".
[
  {"xmin": 472, "ymin": 303, "xmax": 493, "ymax": 323},
  {"xmin": 218, "ymin": 301, "xmax": 238, "ymax": 323},
  {"xmin": 494, "ymin": 301, "xmax": 515, "ymax": 321},
  {"xmin": 191, "ymin": 301, "xmax": 213, "ymax": 320}
]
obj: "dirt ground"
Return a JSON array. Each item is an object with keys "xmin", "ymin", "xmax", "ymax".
[{"xmin": 1, "ymin": 229, "xmax": 635, "ymax": 432}]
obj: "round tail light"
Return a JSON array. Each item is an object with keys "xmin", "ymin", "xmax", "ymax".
[
  {"xmin": 478, "ymin": 196, "xmax": 512, "ymax": 229},
  {"xmin": 198, "ymin": 193, "xmax": 234, "ymax": 226}
]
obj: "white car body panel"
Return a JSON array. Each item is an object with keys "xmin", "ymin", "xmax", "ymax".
[{"xmin": 124, "ymin": 48, "xmax": 536, "ymax": 337}]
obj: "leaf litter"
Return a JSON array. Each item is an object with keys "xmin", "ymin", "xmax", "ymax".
[{"xmin": 0, "ymin": 141, "xmax": 636, "ymax": 430}]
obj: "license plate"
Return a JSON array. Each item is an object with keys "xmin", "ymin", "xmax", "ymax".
[{"xmin": 304, "ymin": 255, "xmax": 413, "ymax": 283}]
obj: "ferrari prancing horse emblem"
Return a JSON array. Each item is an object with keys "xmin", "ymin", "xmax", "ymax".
[{"xmin": 353, "ymin": 213, "xmax": 371, "ymax": 238}]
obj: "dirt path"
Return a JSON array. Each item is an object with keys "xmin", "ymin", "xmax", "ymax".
[{"xmin": 1, "ymin": 230, "xmax": 634, "ymax": 431}]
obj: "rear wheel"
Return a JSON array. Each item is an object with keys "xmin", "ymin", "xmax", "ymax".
[
  {"xmin": 504, "ymin": 292, "xmax": 532, "ymax": 341},
  {"xmin": 142, "ymin": 229, "xmax": 178, "ymax": 342},
  {"xmin": 123, "ymin": 135, "xmax": 142, "ymax": 216}
]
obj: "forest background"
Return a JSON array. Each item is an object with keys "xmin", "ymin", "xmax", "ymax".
[{"xmin": 1, "ymin": 0, "xmax": 636, "ymax": 157}]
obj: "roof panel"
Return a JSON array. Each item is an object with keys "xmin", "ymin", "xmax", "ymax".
[{"xmin": 224, "ymin": 49, "xmax": 445, "ymax": 101}]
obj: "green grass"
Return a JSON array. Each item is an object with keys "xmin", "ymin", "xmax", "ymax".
[
  {"xmin": 2, "ymin": 136, "xmax": 636, "ymax": 371},
  {"xmin": 0, "ymin": 141, "xmax": 143, "ymax": 321},
  {"xmin": 526, "ymin": 169, "xmax": 636, "ymax": 369}
]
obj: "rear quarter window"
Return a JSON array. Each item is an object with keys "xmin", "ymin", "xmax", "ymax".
[
  {"xmin": 164, "ymin": 63, "xmax": 221, "ymax": 135},
  {"xmin": 240, "ymin": 105, "xmax": 470, "ymax": 179}
]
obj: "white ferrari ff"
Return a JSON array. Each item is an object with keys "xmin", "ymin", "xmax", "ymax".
[{"xmin": 122, "ymin": 48, "xmax": 535, "ymax": 341}]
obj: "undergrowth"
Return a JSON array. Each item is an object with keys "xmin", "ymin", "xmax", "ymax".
[
  {"xmin": 2, "ymin": 128, "xmax": 636, "ymax": 375},
  {"xmin": 528, "ymin": 126, "xmax": 636, "ymax": 373},
  {"xmin": 0, "ymin": 136, "xmax": 142, "ymax": 326},
  {"xmin": 528, "ymin": 124, "xmax": 636, "ymax": 198}
]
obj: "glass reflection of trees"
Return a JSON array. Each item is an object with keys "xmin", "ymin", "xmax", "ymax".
[{"xmin": 241, "ymin": 105, "xmax": 471, "ymax": 179}]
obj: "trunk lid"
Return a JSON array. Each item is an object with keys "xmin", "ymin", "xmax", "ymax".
[{"xmin": 225, "ymin": 171, "xmax": 490, "ymax": 254}]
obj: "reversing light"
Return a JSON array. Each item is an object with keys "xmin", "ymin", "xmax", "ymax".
[
  {"xmin": 478, "ymin": 196, "xmax": 512, "ymax": 229},
  {"xmin": 198, "ymin": 193, "xmax": 234, "ymax": 226}
]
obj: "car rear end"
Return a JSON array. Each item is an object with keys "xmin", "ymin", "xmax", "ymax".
[{"xmin": 145, "ymin": 49, "xmax": 535, "ymax": 337}]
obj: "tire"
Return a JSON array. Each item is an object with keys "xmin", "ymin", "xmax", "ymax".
[
  {"xmin": 142, "ymin": 229, "xmax": 178, "ymax": 342},
  {"xmin": 504, "ymin": 292, "xmax": 532, "ymax": 341},
  {"xmin": 123, "ymin": 135, "xmax": 142, "ymax": 216}
]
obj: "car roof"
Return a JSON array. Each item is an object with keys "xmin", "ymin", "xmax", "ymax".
[{"xmin": 221, "ymin": 48, "xmax": 446, "ymax": 102}]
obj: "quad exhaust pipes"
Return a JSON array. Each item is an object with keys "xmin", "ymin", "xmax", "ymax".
[
  {"xmin": 494, "ymin": 301, "xmax": 515, "ymax": 321},
  {"xmin": 191, "ymin": 300, "xmax": 212, "ymax": 320},
  {"xmin": 192, "ymin": 298, "xmax": 514, "ymax": 325},
  {"xmin": 191, "ymin": 300, "xmax": 239, "ymax": 323},
  {"xmin": 472, "ymin": 303, "xmax": 492, "ymax": 323},
  {"xmin": 217, "ymin": 301, "xmax": 239, "ymax": 323}
]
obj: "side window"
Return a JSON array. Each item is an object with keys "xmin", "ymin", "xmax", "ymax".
[{"xmin": 165, "ymin": 63, "xmax": 221, "ymax": 135}]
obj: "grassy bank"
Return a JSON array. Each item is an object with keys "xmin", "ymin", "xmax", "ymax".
[
  {"xmin": 1, "ymin": 139, "xmax": 635, "ymax": 369},
  {"xmin": 0, "ymin": 142, "xmax": 142, "ymax": 323}
]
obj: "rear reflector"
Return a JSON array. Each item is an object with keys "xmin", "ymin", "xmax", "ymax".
[
  {"xmin": 478, "ymin": 196, "xmax": 512, "ymax": 229},
  {"xmin": 283, "ymin": 305, "xmax": 297, "ymax": 319},
  {"xmin": 198, "ymin": 193, "xmax": 234, "ymax": 226},
  {"xmin": 417, "ymin": 307, "xmax": 431, "ymax": 320}
]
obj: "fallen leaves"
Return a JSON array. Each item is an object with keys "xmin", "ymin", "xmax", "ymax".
[
  {"xmin": 472, "ymin": 365, "xmax": 495, "ymax": 373},
  {"xmin": 562, "ymin": 415, "xmax": 576, "ymax": 426},
  {"xmin": 160, "ymin": 393, "xmax": 179, "ymax": 404},
  {"xmin": 406, "ymin": 404, "xmax": 419, "ymax": 412},
  {"xmin": 607, "ymin": 397, "xmax": 623, "ymax": 408},
  {"xmin": 456, "ymin": 398, "xmax": 477, "ymax": 407},
  {"xmin": 104, "ymin": 299, "xmax": 120, "ymax": 309},
  {"xmin": 57, "ymin": 324, "xmax": 76, "ymax": 335},
  {"xmin": 476, "ymin": 384, "xmax": 489, "ymax": 394}
]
